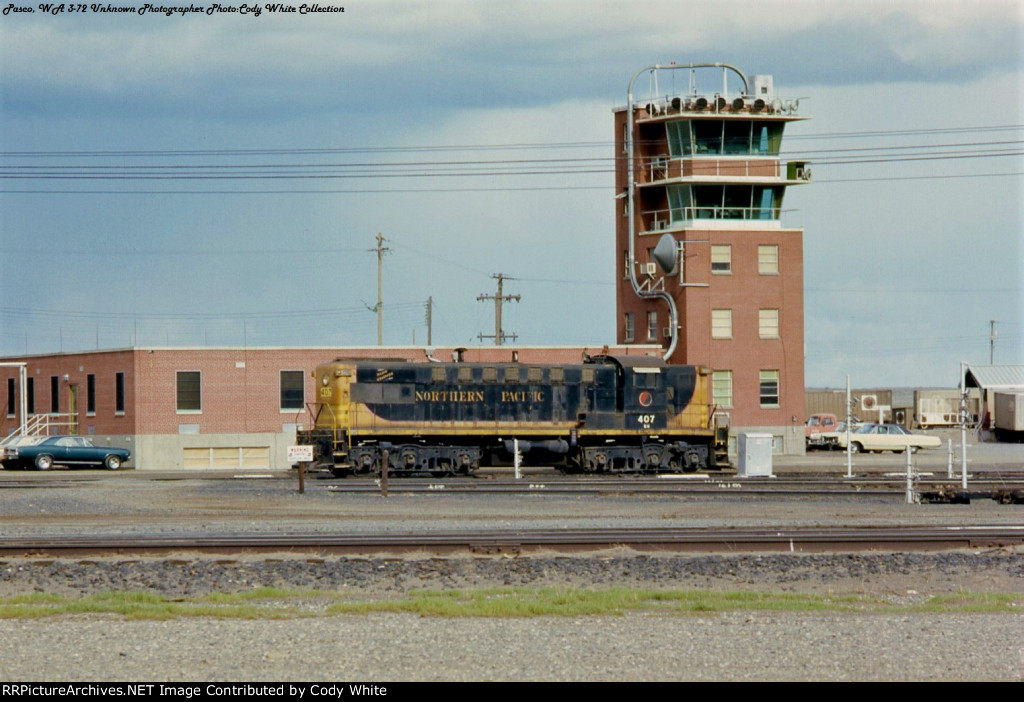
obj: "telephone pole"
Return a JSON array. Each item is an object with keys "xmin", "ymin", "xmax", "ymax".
[
  {"xmin": 477, "ymin": 273, "xmax": 520, "ymax": 346},
  {"xmin": 370, "ymin": 232, "xmax": 390, "ymax": 346},
  {"xmin": 989, "ymin": 319, "xmax": 996, "ymax": 364},
  {"xmin": 425, "ymin": 296, "xmax": 433, "ymax": 346}
]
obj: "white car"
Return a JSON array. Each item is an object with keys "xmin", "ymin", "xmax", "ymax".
[{"xmin": 836, "ymin": 423, "xmax": 942, "ymax": 454}]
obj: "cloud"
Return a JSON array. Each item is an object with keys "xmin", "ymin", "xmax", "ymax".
[{"xmin": 2, "ymin": 0, "xmax": 1019, "ymax": 123}]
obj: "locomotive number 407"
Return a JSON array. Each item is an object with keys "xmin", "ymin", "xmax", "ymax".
[{"xmin": 637, "ymin": 414, "xmax": 656, "ymax": 428}]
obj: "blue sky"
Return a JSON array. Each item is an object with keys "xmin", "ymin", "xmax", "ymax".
[{"xmin": 1, "ymin": 0, "xmax": 1021, "ymax": 388}]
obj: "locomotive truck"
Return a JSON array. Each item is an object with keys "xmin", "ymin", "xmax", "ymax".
[{"xmin": 298, "ymin": 354, "xmax": 728, "ymax": 476}]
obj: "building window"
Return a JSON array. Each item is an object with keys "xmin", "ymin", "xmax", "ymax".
[
  {"xmin": 86, "ymin": 374, "xmax": 96, "ymax": 415},
  {"xmin": 115, "ymin": 372, "xmax": 125, "ymax": 414},
  {"xmin": 50, "ymin": 376, "xmax": 59, "ymax": 413},
  {"xmin": 759, "ymin": 370, "xmax": 780, "ymax": 408},
  {"xmin": 712, "ymin": 370, "xmax": 733, "ymax": 407},
  {"xmin": 647, "ymin": 311, "xmax": 658, "ymax": 341},
  {"xmin": 623, "ymin": 250, "xmax": 630, "ymax": 279},
  {"xmin": 711, "ymin": 245, "xmax": 731, "ymax": 274},
  {"xmin": 759, "ymin": 309, "xmax": 780, "ymax": 339},
  {"xmin": 711, "ymin": 309, "xmax": 732, "ymax": 339},
  {"xmin": 176, "ymin": 371, "xmax": 201, "ymax": 413},
  {"xmin": 280, "ymin": 370, "xmax": 304, "ymax": 411},
  {"xmin": 27, "ymin": 378, "xmax": 34, "ymax": 414},
  {"xmin": 624, "ymin": 313, "xmax": 635, "ymax": 342},
  {"xmin": 758, "ymin": 245, "xmax": 779, "ymax": 275},
  {"xmin": 6, "ymin": 378, "xmax": 14, "ymax": 418}
]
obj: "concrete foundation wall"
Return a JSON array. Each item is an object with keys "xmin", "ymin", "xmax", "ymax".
[{"xmin": 133, "ymin": 432, "xmax": 297, "ymax": 471}]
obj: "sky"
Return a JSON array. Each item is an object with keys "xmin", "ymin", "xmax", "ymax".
[{"xmin": 1, "ymin": 0, "xmax": 1021, "ymax": 389}]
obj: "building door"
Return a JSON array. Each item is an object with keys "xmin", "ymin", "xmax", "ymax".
[{"xmin": 68, "ymin": 384, "xmax": 78, "ymax": 435}]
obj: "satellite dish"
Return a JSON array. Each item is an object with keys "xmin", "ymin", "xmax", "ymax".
[{"xmin": 652, "ymin": 233, "xmax": 679, "ymax": 276}]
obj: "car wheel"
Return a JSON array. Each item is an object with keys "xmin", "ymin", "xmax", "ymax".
[
  {"xmin": 35, "ymin": 454, "xmax": 53, "ymax": 470},
  {"xmin": 104, "ymin": 455, "xmax": 122, "ymax": 470},
  {"xmin": 850, "ymin": 442, "xmax": 863, "ymax": 454}
]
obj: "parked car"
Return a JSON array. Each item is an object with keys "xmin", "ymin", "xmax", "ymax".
[
  {"xmin": 835, "ymin": 423, "xmax": 942, "ymax": 454},
  {"xmin": 2, "ymin": 436, "xmax": 130, "ymax": 470}
]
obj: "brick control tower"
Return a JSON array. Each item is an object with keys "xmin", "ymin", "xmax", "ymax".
[{"xmin": 614, "ymin": 63, "xmax": 809, "ymax": 453}]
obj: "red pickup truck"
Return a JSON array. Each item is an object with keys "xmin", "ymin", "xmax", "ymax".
[{"xmin": 805, "ymin": 413, "xmax": 839, "ymax": 449}]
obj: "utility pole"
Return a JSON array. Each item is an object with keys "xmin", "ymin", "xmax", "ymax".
[
  {"xmin": 425, "ymin": 296, "xmax": 433, "ymax": 346},
  {"xmin": 989, "ymin": 319, "xmax": 996, "ymax": 364},
  {"xmin": 370, "ymin": 232, "xmax": 390, "ymax": 345},
  {"xmin": 477, "ymin": 273, "xmax": 520, "ymax": 346}
]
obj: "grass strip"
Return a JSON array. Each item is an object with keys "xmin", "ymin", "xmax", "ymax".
[{"xmin": 0, "ymin": 587, "xmax": 1017, "ymax": 620}]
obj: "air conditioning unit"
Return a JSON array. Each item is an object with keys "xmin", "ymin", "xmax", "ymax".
[
  {"xmin": 751, "ymin": 74, "xmax": 774, "ymax": 99},
  {"xmin": 642, "ymin": 262, "xmax": 658, "ymax": 277},
  {"xmin": 652, "ymin": 219, "xmax": 668, "ymax": 230},
  {"xmin": 795, "ymin": 166, "xmax": 811, "ymax": 180},
  {"xmin": 662, "ymin": 327, "xmax": 673, "ymax": 338}
]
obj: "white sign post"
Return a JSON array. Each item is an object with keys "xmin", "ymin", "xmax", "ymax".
[{"xmin": 288, "ymin": 445, "xmax": 314, "ymax": 493}]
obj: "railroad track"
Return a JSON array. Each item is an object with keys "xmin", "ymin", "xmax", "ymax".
[
  {"xmin": 2, "ymin": 470, "xmax": 1022, "ymax": 502},
  {"xmin": 317, "ymin": 474, "xmax": 1024, "ymax": 502},
  {"xmin": 1, "ymin": 524, "xmax": 1021, "ymax": 557}
]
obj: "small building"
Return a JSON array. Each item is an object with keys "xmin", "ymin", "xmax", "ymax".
[{"xmin": 965, "ymin": 364, "xmax": 1024, "ymax": 439}]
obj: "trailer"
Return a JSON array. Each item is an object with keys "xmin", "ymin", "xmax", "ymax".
[
  {"xmin": 993, "ymin": 392, "xmax": 1024, "ymax": 441},
  {"xmin": 913, "ymin": 388, "xmax": 981, "ymax": 428}
]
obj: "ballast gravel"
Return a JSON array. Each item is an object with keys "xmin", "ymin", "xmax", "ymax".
[
  {"xmin": 0, "ymin": 469, "xmax": 1020, "ymax": 681},
  {"xmin": 0, "ymin": 550, "xmax": 1020, "ymax": 682}
]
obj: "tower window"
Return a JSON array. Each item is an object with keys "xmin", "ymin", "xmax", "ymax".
[
  {"xmin": 758, "ymin": 245, "xmax": 779, "ymax": 274},
  {"xmin": 759, "ymin": 309, "xmax": 780, "ymax": 339},
  {"xmin": 711, "ymin": 309, "xmax": 733, "ymax": 339},
  {"xmin": 712, "ymin": 370, "xmax": 733, "ymax": 407},
  {"xmin": 759, "ymin": 370, "xmax": 780, "ymax": 408},
  {"xmin": 711, "ymin": 245, "xmax": 732, "ymax": 274}
]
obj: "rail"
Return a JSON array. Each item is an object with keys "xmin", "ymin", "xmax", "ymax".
[
  {"xmin": 636, "ymin": 154, "xmax": 785, "ymax": 183},
  {"xmin": 641, "ymin": 206, "xmax": 794, "ymax": 230}
]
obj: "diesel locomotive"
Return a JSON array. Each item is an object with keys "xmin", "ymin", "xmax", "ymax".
[{"xmin": 298, "ymin": 354, "xmax": 728, "ymax": 477}]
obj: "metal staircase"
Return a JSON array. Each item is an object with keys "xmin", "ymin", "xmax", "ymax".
[{"xmin": 1, "ymin": 413, "xmax": 77, "ymax": 448}]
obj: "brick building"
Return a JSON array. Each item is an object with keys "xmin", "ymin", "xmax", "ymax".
[
  {"xmin": 1, "ymin": 345, "xmax": 659, "ymax": 470},
  {"xmin": 614, "ymin": 64, "xmax": 808, "ymax": 453}
]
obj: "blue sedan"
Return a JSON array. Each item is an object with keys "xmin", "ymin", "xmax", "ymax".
[{"xmin": 2, "ymin": 436, "xmax": 130, "ymax": 471}]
